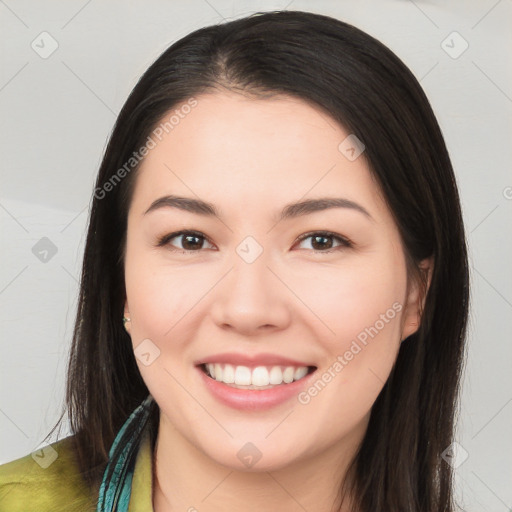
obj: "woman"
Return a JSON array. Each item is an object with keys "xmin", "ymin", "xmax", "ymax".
[{"xmin": 0, "ymin": 9, "xmax": 469, "ymax": 512}]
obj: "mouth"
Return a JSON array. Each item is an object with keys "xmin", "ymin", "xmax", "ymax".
[{"xmin": 197, "ymin": 363, "xmax": 317, "ymax": 390}]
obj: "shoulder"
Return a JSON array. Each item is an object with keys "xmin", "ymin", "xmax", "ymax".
[{"xmin": 0, "ymin": 436, "xmax": 97, "ymax": 512}]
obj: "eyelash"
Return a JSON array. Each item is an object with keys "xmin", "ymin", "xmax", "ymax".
[{"xmin": 155, "ymin": 230, "xmax": 353, "ymax": 255}]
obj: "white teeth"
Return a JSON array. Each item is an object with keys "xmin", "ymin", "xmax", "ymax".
[
  {"xmin": 234, "ymin": 366, "xmax": 252, "ymax": 385},
  {"xmin": 283, "ymin": 367, "xmax": 295, "ymax": 383},
  {"xmin": 294, "ymin": 366, "xmax": 308, "ymax": 380},
  {"xmin": 204, "ymin": 363, "xmax": 311, "ymax": 387},
  {"xmin": 222, "ymin": 363, "xmax": 235, "ymax": 383},
  {"xmin": 251, "ymin": 366, "xmax": 270, "ymax": 386},
  {"xmin": 269, "ymin": 366, "xmax": 283, "ymax": 385}
]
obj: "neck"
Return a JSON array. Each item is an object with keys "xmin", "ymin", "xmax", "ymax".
[{"xmin": 152, "ymin": 413, "xmax": 365, "ymax": 512}]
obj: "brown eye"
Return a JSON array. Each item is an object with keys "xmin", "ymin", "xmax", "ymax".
[
  {"xmin": 156, "ymin": 230, "xmax": 352, "ymax": 255},
  {"xmin": 295, "ymin": 231, "xmax": 352, "ymax": 253},
  {"xmin": 156, "ymin": 230, "xmax": 214, "ymax": 252}
]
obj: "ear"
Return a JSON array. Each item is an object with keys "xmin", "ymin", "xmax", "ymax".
[{"xmin": 401, "ymin": 256, "xmax": 434, "ymax": 340}]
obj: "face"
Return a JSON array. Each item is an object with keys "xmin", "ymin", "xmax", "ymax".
[{"xmin": 123, "ymin": 91, "xmax": 427, "ymax": 472}]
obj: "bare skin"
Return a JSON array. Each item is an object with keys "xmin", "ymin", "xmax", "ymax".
[{"xmin": 123, "ymin": 91, "xmax": 431, "ymax": 511}]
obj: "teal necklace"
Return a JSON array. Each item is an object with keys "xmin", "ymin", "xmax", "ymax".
[{"xmin": 96, "ymin": 394, "xmax": 154, "ymax": 511}]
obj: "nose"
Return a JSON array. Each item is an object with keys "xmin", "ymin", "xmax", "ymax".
[{"xmin": 210, "ymin": 254, "xmax": 292, "ymax": 337}]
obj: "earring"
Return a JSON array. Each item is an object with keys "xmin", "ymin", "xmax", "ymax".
[{"xmin": 123, "ymin": 316, "xmax": 131, "ymax": 327}]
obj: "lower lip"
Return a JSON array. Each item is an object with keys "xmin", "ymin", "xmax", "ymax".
[{"xmin": 196, "ymin": 365, "xmax": 317, "ymax": 411}]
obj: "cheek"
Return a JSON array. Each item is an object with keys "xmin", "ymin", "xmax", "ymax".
[
  {"xmin": 293, "ymin": 259, "xmax": 405, "ymax": 424},
  {"xmin": 296, "ymin": 250, "xmax": 406, "ymax": 373},
  {"xmin": 124, "ymin": 234, "xmax": 179, "ymax": 338},
  {"xmin": 125, "ymin": 267, "xmax": 189, "ymax": 338},
  {"xmin": 124, "ymin": 254, "xmax": 194, "ymax": 394},
  {"xmin": 124, "ymin": 224, "xmax": 212, "ymax": 338},
  {"xmin": 303, "ymin": 257, "xmax": 404, "ymax": 329}
]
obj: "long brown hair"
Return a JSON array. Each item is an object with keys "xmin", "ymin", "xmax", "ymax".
[{"xmin": 45, "ymin": 10, "xmax": 469, "ymax": 511}]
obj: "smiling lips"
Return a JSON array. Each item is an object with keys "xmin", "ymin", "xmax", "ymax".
[
  {"xmin": 203, "ymin": 363, "xmax": 312, "ymax": 388},
  {"xmin": 196, "ymin": 352, "xmax": 316, "ymax": 390}
]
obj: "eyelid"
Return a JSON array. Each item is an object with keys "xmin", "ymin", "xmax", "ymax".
[
  {"xmin": 294, "ymin": 231, "xmax": 353, "ymax": 250},
  {"xmin": 156, "ymin": 229, "xmax": 353, "ymax": 253},
  {"xmin": 156, "ymin": 230, "xmax": 215, "ymax": 250}
]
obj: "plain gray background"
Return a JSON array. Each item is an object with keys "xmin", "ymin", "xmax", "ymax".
[{"xmin": 0, "ymin": 1, "xmax": 511, "ymax": 510}]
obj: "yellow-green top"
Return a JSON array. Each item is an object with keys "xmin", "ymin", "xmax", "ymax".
[{"xmin": 0, "ymin": 429, "xmax": 153, "ymax": 511}]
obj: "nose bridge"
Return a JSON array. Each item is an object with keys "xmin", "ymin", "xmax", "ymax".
[
  {"xmin": 230, "ymin": 234, "xmax": 275, "ymax": 302},
  {"xmin": 211, "ymin": 234, "xmax": 290, "ymax": 332}
]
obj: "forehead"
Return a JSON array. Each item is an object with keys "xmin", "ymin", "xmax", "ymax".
[{"xmin": 130, "ymin": 91, "xmax": 387, "ymax": 220}]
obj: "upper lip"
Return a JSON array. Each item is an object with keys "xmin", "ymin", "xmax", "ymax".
[{"xmin": 195, "ymin": 352, "xmax": 316, "ymax": 368}]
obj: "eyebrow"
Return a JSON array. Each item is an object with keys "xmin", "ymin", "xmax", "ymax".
[{"xmin": 143, "ymin": 195, "xmax": 374, "ymax": 222}]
